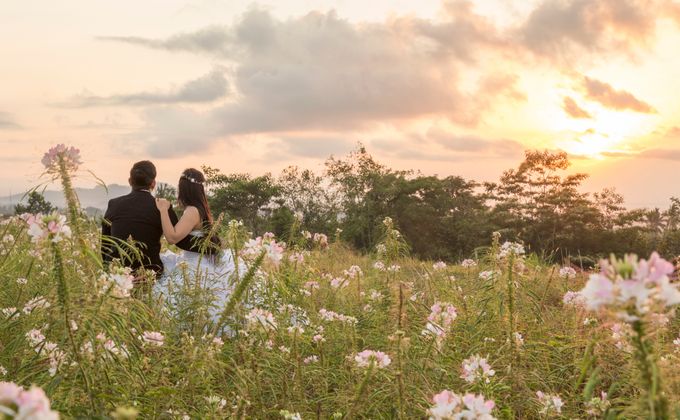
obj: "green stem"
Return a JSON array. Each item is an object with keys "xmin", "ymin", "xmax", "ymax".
[
  {"xmin": 631, "ymin": 319, "xmax": 668, "ymax": 419},
  {"xmin": 346, "ymin": 363, "xmax": 374, "ymax": 419},
  {"xmin": 52, "ymin": 242, "xmax": 96, "ymax": 413}
]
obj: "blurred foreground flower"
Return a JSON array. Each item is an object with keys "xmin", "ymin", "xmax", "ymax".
[
  {"xmin": 0, "ymin": 382, "xmax": 60, "ymax": 419},
  {"xmin": 428, "ymin": 390, "xmax": 496, "ymax": 420},
  {"xmin": 22, "ymin": 213, "xmax": 71, "ymax": 244}
]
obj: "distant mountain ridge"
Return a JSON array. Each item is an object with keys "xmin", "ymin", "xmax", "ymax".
[{"xmin": 0, "ymin": 184, "xmax": 131, "ymax": 213}]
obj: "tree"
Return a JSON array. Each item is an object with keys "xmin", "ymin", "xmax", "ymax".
[
  {"xmin": 14, "ymin": 191, "xmax": 56, "ymax": 214},
  {"xmin": 203, "ymin": 166, "xmax": 280, "ymax": 234},
  {"xmin": 277, "ymin": 166, "xmax": 340, "ymax": 234},
  {"xmin": 155, "ymin": 183, "xmax": 177, "ymax": 201}
]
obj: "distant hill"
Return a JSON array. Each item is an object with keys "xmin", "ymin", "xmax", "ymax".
[{"xmin": 0, "ymin": 184, "xmax": 131, "ymax": 214}]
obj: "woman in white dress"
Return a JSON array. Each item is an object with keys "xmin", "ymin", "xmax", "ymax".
[{"xmin": 154, "ymin": 168, "xmax": 237, "ymax": 321}]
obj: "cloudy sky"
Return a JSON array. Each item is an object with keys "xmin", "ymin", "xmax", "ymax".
[{"xmin": 1, "ymin": 0, "xmax": 680, "ymax": 207}]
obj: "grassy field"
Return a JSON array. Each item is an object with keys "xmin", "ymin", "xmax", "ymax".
[{"xmin": 2, "ymin": 148, "xmax": 680, "ymax": 419}]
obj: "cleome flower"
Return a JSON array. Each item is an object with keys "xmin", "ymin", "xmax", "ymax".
[
  {"xmin": 536, "ymin": 391, "xmax": 564, "ymax": 415},
  {"xmin": 22, "ymin": 213, "xmax": 72, "ymax": 244},
  {"xmin": 461, "ymin": 355, "xmax": 495, "ymax": 384},
  {"xmin": 428, "ymin": 390, "xmax": 496, "ymax": 420},
  {"xmin": 578, "ymin": 252, "xmax": 680, "ymax": 322},
  {"xmin": 433, "ymin": 261, "xmax": 447, "ymax": 270},
  {"xmin": 353, "ymin": 350, "xmax": 391, "ymax": 369},
  {"xmin": 0, "ymin": 382, "xmax": 60, "ymax": 419},
  {"xmin": 498, "ymin": 241, "xmax": 525, "ymax": 259},
  {"xmin": 242, "ymin": 233, "xmax": 286, "ymax": 265},
  {"xmin": 41, "ymin": 143, "xmax": 81, "ymax": 174},
  {"xmin": 461, "ymin": 259, "xmax": 477, "ymax": 268},
  {"xmin": 245, "ymin": 308, "xmax": 278, "ymax": 332},
  {"xmin": 559, "ymin": 266, "xmax": 577, "ymax": 279},
  {"xmin": 140, "ymin": 331, "xmax": 165, "ymax": 347}
]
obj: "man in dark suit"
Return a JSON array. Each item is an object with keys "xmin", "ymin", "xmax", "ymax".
[{"xmin": 101, "ymin": 161, "xmax": 178, "ymax": 277}]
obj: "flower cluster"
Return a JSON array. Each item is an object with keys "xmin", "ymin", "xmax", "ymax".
[
  {"xmin": 318, "ymin": 309, "xmax": 357, "ymax": 325},
  {"xmin": 343, "ymin": 265, "xmax": 363, "ymax": 279},
  {"xmin": 82, "ymin": 333, "xmax": 130, "ymax": 359},
  {"xmin": 422, "ymin": 302, "xmax": 458, "ymax": 342},
  {"xmin": 498, "ymin": 241, "xmax": 525, "ymax": 259},
  {"xmin": 353, "ymin": 350, "xmax": 391, "ymax": 369},
  {"xmin": 536, "ymin": 391, "xmax": 564, "ymax": 415},
  {"xmin": 41, "ymin": 143, "xmax": 81, "ymax": 174},
  {"xmin": 22, "ymin": 213, "xmax": 72, "ymax": 244},
  {"xmin": 0, "ymin": 382, "xmax": 60, "ymax": 419},
  {"xmin": 22, "ymin": 296, "xmax": 51, "ymax": 314},
  {"xmin": 242, "ymin": 232, "xmax": 285, "ymax": 265},
  {"xmin": 562, "ymin": 291, "xmax": 586, "ymax": 308},
  {"xmin": 559, "ymin": 266, "xmax": 577, "ymax": 279},
  {"xmin": 313, "ymin": 233, "xmax": 328, "ymax": 248},
  {"xmin": 140, "ymin": 331, "xmax": 165, "ymax": 347},
  {"xmin": 478, "ymin": 270, "xmax": 498, "ymax": 281},
  {"xmin": 585, "ymin": 392, "xmax": 610, "ymax": 417},
  {"xmin": 25, "ymin": 329, "xmax": 65, "ymax": 376},
  {"xmin": 579, "ymin": 252, "xmax": 680, "ymax": 321},
  {"xmin": 428, "ymin": 390, "xmax": 496, "ymax": 420},
  {"xmin": 461, "ymin": 259, "xmax": 477, "ymax": 268},
  {"xmin": 460, "ymin": 355, "xmax": 495, "ymax": 384},
  {"xmin": 245, "ymin": 308, "xmax": 278, "ymax": 332},
  {"xmin": 100, "ymin": 267, "xmax": 135, "ymax": 298},
  {"xmin": 433, "ymin": 261, "xmax": 447, "ymax": 270}
]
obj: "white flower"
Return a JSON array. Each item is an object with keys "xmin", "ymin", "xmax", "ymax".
[
  {"xmin": 559, "ymin": 266, "xmax": 577, "ymax": 279},
  {"xmin": 303, "ymin": 355, "xmax": 318, "ymax": 364},
  {"xmin": 461, "ymin": 355, "xmax": 495, "ymax": 384},
  {"xmin": 536, "ymin": 391, "xmax": 563, "ymax": 415},
  {"xmin": 433, "ymin": 261, "xmax": 447, "ymax": 270},
  {"xmin": 246, "ymin": 308, "xmax": 277, "ymax": 332},
  {"xmin": 498, "ymin": 241, "xmax": 525, "ymax": 258},
  {"xmin": 461, "ymin": 259, "xmax": 477, "ymax": 268}
]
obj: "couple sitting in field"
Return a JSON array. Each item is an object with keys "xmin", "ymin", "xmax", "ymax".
[{"xmin": 101, "ymin": 161, "xmax": 236, "ymax": 317}]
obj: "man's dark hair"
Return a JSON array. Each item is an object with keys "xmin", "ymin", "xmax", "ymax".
[{"xmin": 129, "ymin": 161, "xmax": 156, "ymax": 190}]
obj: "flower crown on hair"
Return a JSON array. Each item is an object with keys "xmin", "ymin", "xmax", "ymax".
[{"xmin": 181, "ymin": 174, "xmax": 203, "ymax": 184}]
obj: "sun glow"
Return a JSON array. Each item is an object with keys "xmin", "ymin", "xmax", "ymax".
[{"xmin": 553, "ymin": 109, "xmax": 657, "ymax": 158}]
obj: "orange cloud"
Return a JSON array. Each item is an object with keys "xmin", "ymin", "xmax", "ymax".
[
  {"xmin": 582, "ymin": 76, "xmax": 656, "ymax": 113},
  {"xmin": 562, "ymin": 97, "xmax": 592, "ymax": 119}
]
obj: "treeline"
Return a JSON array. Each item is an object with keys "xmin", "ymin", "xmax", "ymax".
[{"xmin": 169, "ymin": 145, "xmax": 679, "ymax": 264}]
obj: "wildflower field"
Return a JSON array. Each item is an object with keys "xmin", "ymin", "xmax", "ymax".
[{"xmin": 3, "ymin": 148, "xmax": 680, "ymax": 419}]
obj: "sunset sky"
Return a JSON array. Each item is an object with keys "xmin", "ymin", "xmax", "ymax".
[{"xmin": 2, "ymin": 0, "xmax": 680, "ymax": 208}]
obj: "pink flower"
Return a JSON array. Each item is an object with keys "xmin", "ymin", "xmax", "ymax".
[
  {"xmin": 580, "ymin": 274, "xmax": 615, "ymax": 310},
  {"xmin": 141, "ymin": 331, "xmax": 165, "ymax": 347},
  {"xmin": 461, "ymin": 355, "xmax": 495, "ymax": 384},
  {"xmin": 536, "ymin": 391, "xmax": 564, "ymax": 415},
  {"xmin": 42, "ymin": 144, "xmax": 81, "ymax": 174},
  {"xmin": 354, "ymin": 350, "xmax": 391, "ymax": 369},
  {"xmin": 0, "ymin": 381, "xmax": 22, "ymax": 404},
  {"xmin": 429, "ymin": 390, "xmax": 462, "ymax": 419},
  {"xmin": 245, "ymin": 308, "xmax": 277, "ymax": 332},
  {"xmin": 461, "ymin": 259, "xmax": 477, "ymax": 268},
  {"xmin": 428, "ymin": 390, "xmax": 496, "ymax": 420},
  {"xmin": 303, "ymin": 355, "xmax": 318, "ymax": 364},
  {"xmin": 559, "ymin": 266, "xmax": 577, "ymax": 279},
  {"xmin": 433, "ymin": 261, "xmax": 447, "ymax": 270},
  {"xmin": 461, "ymin": 393, "xmax": 496, "ymax": 419},
  {"xmin": 0, "ymin": 382, "xmax": 59, "ymax": 419}
]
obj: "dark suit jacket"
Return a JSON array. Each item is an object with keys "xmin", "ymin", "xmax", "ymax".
[{"xmin": 101, "ymin": 189, "xmax": 178, "ymax": 275}]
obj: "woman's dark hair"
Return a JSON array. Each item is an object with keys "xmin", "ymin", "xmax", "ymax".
[
  {"xmin": 129, "ymin": 160, "xmax": 156, "ymax": 190},
  {"xmin": 178, "ymin": 168, "xmax": 212, "ymax": 224}
]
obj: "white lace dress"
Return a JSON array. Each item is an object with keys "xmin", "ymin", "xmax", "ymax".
[{"xmin": 155, "ymin": 230, "xmax": 242, "ymax": 322}]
